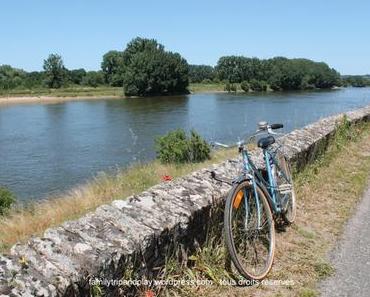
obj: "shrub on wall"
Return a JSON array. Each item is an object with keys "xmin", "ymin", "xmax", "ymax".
[
  {"xmin": 155, "ymin": 129, "xmax": 211, "ymax": 164},
  {"xmin": 0, "ymin": 186, "xmax": 15, "ymax": 215}
]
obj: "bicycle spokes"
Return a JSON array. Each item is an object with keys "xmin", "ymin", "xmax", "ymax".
[{"xmin": 227, "ymin": 184, "xmax": 274, "ymax": 278}]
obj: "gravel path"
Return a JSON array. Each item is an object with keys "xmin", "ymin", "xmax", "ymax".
[{"xmin": 319, "ymin": 182, "xmax": 370, "ymax": 297}]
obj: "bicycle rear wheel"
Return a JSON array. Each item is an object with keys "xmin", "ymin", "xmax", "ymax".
[
  {"xmin": 275, "ymin": 153, "xmax": 296, "ymax": 224},
  {"xmin": 224, "ymin": 180, "xmax": 275, "ymax": 280}
]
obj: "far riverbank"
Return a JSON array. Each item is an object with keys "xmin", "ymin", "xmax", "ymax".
[
  {"xmin": 0, "ymin": 84, "xmax": 227, "ymax": 105},
  {"xmin": 0, "ymin": 95, "xmax": 122, "ymax": 105},
  {"xmin": 0, "ymin": 84, "xmax": 345, "ymax": 106}
]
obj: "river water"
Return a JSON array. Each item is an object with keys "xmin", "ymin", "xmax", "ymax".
[{"xmin": 1, "ymin": 87, "xmax": 369, "ymax": 200}]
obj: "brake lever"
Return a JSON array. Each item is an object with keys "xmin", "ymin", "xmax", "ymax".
[{"xmin": 267, "ymin": 127, "xmax": 279, "ymax": 135}]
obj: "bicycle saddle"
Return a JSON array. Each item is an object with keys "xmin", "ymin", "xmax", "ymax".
[{"xmin": 257, "ymin": 135, "xmax": 275, "ymax": 149}]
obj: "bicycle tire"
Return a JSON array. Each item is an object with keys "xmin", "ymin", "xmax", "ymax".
[
  {"xmin": 224, "ymin": 180, "xmax": 275, "ymax": 280},
  {"xmin": 275, "ymin": 153, "xmax": 297, "ymax": 224}
]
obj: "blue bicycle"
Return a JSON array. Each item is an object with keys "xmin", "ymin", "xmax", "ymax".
[{"xmin": 212, "ymin": 122, "xmax": 296, "ymax": 280}]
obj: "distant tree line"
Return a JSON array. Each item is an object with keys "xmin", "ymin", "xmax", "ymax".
[
  {"xmin": 2, "ymin": 36, "xmax": 364, "ymax": 97},
  {"xmin": 0, "ymin": 57, "xmax": 105, "ymax": 92},
  {"xmin": 341, "ymin": 75, "xmax": 370, "ymax": 87},
  {"xmin": 216, "ymin": 56, "xmax": 342, "ymax": 91},
  {"xmin": 0, "ymin": 37, "xmax": 189, "ymax": 96}
]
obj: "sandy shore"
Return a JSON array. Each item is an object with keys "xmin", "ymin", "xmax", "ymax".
[{"xmin": 0, "ymin": 95, "xmax": 123, "ymax": 106}]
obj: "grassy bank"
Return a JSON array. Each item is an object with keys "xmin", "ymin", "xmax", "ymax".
[
  {"xmin": 0, "ymin": 83, "xmax": 228, "ymax": 101},
  {"xmin": 0, "ymin": 84, "xmax": 341, "ymax": 104},
  {"xmin": 0, "ymin": 86, "xmax": 123, "ymax": 98},
  {"xmin": 153, "ymin": 121, "xmax": 370, "ymax": 297},
  {"xmin": 0, "ymin": 148, "xmax": 237, "ymax": 253},
  {"xmin": 188, "ymin": 83, "xmax": 226, "ymax": 93}
]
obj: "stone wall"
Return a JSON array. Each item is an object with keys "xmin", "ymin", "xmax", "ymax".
[{"xmin": 1, "ymin": 105, "xmax": 370, "ymax": 297}]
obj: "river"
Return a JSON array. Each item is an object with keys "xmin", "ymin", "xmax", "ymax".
[{"xmin": 1, "ymin": 87, "xmax": 370, "ymax": 201}]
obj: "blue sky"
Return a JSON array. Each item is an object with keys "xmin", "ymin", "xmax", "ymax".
[{"xmin": 1, "ymin": 0, "xmax": 369, "ymax": 75}]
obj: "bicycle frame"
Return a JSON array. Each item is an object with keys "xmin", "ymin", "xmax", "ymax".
[
  {"xmin": 240, "ymin": 144, "xmax": 288, "ymax": 216},
  {"xmin": 212, "ymin": 125, "xmax": 291, "ymax": 226}
]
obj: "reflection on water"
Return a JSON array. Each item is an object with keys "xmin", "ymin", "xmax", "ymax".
[{"xmin": 0, "ymin": 88, "xmax": 369, "ymax": 200}]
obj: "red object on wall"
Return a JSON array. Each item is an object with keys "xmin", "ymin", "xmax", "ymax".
[
  {"xmin": 144, "ymin": 290, "xmax": 155, "ymax": 297},
  {"xmin": 161, "ymin": 175, "xmax": 172, "ymax": 181}
]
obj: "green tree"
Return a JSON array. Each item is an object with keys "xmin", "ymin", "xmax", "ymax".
[
  {"xmin": 216, "ymin": 56, "xmax": 245, "ymax": 83},
  {"xmin": 188, "ymin": 65, "xmax": 215, "ymax": 83},
  {"xmin": 215, "ymin": 56, "xmax": 341, "ymax": 91},
  {"xmin": 81, "ymin": 71, "xmax": 105, "ymax": 87},
  {"xmin": 68, "ymin": 68, "xmax": 87, "ymax": 85},
  {"xmin": 24, "ymin": 71, "xmax": 44, "ymax": 89},
  {"xmin": 43, "ymin": 54, "xmax": 67, "ymax": 88},
  {"xmin": 343, "ymin": 75, "xmax": 368, "ymax": 87},
  {"xmin": 121, "ymin": 37, "xmax": 189, "ymax": 96},
  {"xmin": 101, "ymin": 50, "xmax": 124, "ymax": 86},
  {"xmin": 0, "ymin": 65, "xmax": 26, "ymax": 91}
]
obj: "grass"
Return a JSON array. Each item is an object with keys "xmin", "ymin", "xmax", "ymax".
[
  {"xmin": 0, "ymin": 83, "xmax": 227, "ymax": 99},
  {"xmin": 188, "ymin": 83, "xmax": 226, "ymax": 93},
  {"xmin": 0, "ymin": 86, "xmax": 124, "ymax": 98},
  {"xmin": 141, "ymin": 120, "xmax": 370, "ymax": 297},
  {"xmin": 0, "ymin": 147, "xmax": 237, "ymax": 253}
]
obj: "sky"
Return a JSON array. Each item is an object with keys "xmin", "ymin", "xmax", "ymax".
[{"xmin": 0, "ymin": 0, "xmax": 369, "ymax": 75}]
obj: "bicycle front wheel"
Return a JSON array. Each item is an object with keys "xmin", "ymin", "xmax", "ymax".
[{"xmin": 224, "ymin": 180, "xmax": 275, "ymax": 280}]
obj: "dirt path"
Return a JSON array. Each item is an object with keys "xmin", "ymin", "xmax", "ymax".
[{"xmin": 319, "ymin": 181, "xmax": 370, "ymax": 297}]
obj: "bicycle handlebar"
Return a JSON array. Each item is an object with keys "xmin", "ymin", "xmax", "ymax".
[
  {"xmin": 270, "ymin": 123, "xmax": 284, "ymax": 130},
  {"xmin": 258, "ymin": 122, "xmax": 284, "ymax": 131},
  {"xmin": 212, "ymin": 141, "xmax": 231, "ymax": 148},
  {"xmin": 212, "ymin": 121, "xmax": 285, "ymax": 149},
  {"xmin": 211, "ymin": 140, "xmax": 246, "ymax": 148}
]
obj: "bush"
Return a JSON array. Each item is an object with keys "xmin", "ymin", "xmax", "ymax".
[
  {"xmin": 202, "ymin": 78, "xmax": 212, "ymax": 84},
  {"xmin": 0, "ymin": 186, "xmax": 15, "ymax": 215},
  {"xmin": 155, "ymin": 129, "xmax": 211, "ymax": 164},
  {"xmin": 188, "ymin": 130, "xmax": 211, "ymax": 162},
  {"xmin": 224, "ymin": 82, "xmax": 237, "ymax": 92},
  {"xmin": 240, "ymin": 81, "xmax": 250, "ymax": 92},
  {"xmin": 249, "ymin": 79, "xmax": 268, "ymax": 92}
]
